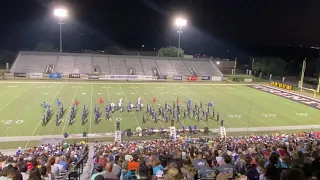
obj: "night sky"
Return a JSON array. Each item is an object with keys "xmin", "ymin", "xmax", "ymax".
[{"xmin": 0, "ymin": 0, "xmax": 320, "ymax": 57}]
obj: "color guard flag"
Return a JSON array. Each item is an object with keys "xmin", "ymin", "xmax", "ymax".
[
  {"xmin": 176, "ymin": 98, "xmax": 179, "ymax": 104},
  {"xmin": 153, "ymin": 97, "xmax": 156, "ymax": 104},
  {"xmin": 208, "ymin": 101, "xmax": 213, "ymax": 107}
]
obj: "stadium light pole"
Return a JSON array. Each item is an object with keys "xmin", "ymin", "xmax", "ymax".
[
  {"xmin": 54, "ymin": 9, "xmax": 67, "ymax": 53},
  {"xmin": 175, "ymin": 18, "xmax": 187, "ymax": 58}
]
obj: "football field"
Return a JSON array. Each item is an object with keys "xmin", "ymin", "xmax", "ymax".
[{"xmin": 0, "ymin": 81, "xmax": 319, "ymax": 138}]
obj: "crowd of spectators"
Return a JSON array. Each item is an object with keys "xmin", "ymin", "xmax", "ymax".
[
  {"xmin": 0, "ymin": 142, "xmax": 87, "ymax": 180},
  {"xmin": 91, "ymin": 131, "xmax": 320, "ymax": 180}
]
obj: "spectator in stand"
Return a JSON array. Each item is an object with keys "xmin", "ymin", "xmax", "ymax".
[
  {"xmin": 28, "ymin": 167, "xmax": 42, "ymax": 180},
  {"xmin": 19, "ymin": 164, "xmax": 29, "ymax": 180},
  {"xmin": 128, "ymin": 155, "xmax": 139, "ymax": 171},
  {"xmin": 265, "ymin": 153, "xmax": 282, "ymax": 180},
  {"xmin": 280, "ymin": 168, "xmax": 306, "ymax": 180},
  {"xmin": 216, "ymin": 154, "xmax": 235, "ymax": 175},
  {"xmin": 91, "ymin": 165, "xmax": 104, "ymax": 180},
  {"xmin": 155, "ymin": 170, "xmax": 164, "ymax": 180},
  {"xmin": 59, "ymin": 156, "xmax": 68, "ymax": 171},
  {"xmin": 51, "ymin": 157, "xmax": 64, "ymax": 176},
  {"xmin": 103, "ymin": 162, "xmax": 119, "ymax": 179},
  {"xmin": 167, "ymin": 168, "xmax": 183, "ymax": 180}
]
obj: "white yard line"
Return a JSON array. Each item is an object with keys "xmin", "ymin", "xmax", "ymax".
[
  {"xmin": 60, "ymin": 84, "xmax": 79, "ymax": 135},
  {"xmin": 1, "ymin": 88, "xmax": 40, "ymax": 136},
  {"xmin": 89, "ymin": 84, "xmax": 94, "ymax": 133},
  {"xmin": 231, "ymin": 87, "xmax": 303, "ymax": 125},
  {"xmin": 0, "ymin": 81, "xmax": 260, "ymax": 86},
  {"xmin": 118, "ymin": 84, "xmax": 141, "ymax": 127},
  {"xmin": 198, "ymin": 87, "xmax": 270, "ymax": 126},
  {"xmin": 142, "ymin": 84, "xmax": 187, "ymax": 127},
  {"xmin": 0, "ymin": 84, "xmax": 18, "ymax": 96},
  {"xmin": 0, "ymin": 84, "xmax": 33, "ymax": 112},
  {"xmin": 25, "ymin": 84, "xmax": 65, "ymax": 148},
  {"xmin": 131, "ymin": 84, "xmax": 164, "ymax": 128}
]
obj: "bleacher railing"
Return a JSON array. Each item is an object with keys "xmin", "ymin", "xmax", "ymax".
[{"xmin": 60, "ymin": 150, "xmax": 88, "ymax": 180}]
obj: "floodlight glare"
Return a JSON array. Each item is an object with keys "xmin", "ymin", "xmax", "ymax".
[
  {"xmin": 217, "ymin": 61, "xmax": 220, "ymax": 65},
  {"xmin": 175, "ymin": 18, "xmax": 187, "ymax": 27},
  {"xmin": 54, "ymin": 9, "xmax": 67, "ymax": 17}
]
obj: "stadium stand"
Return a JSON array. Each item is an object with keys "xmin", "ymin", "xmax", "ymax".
[
  {"xmin": 156, "ymin": 59, "xmax": 176, "ymax": 76},
  {"xmin": 93, "ymin": 56, "xmax": 110, "ymax": 74},
  {"xmin": 108, "ymin": 57, "xmax": 127, "ymax": 75},
  {"xmin": 56, "ymin": 56, "xmax": 75, "ymax": 74},
  {"xmin": 184, "ymin": 58, "xmax": 223, "ymax": 76},
  {"xmin": 10, "ymin": 52, "xmax": 57, "ymax": 73},
  {"xmin": 88, "ymin": 131, "xmax": 320, "ymax": 180},
  {"xmin": 170, "ymin": 59, "xmax": 191, "ymax": 76},
  {"xmin": 10, "ymin": 51, "xmax": 223, "ymax": 78},
  {"xmin": 74, "ymin": 56, "xmax": 93, "ymax": 74},
  {"xmin": 140, "ymin": 58, "xmax": 158, "ymax": 76},
  {"xmin": 1, "ymin": 132, "xmax": 320, "ymax": 180},
  {"xmin": 125, "ymin": 58, "xmax": 144, "ymax": 75}
]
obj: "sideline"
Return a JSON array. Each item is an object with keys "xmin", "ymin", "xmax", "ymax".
[{"xmin": 0, "ymin": 125, "xmax": 318, "ymax": 142}]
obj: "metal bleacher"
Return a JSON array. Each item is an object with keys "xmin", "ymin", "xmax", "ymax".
[
  {"xmin": 108, "ymin": 57, "xmax": 127, "ymax": 75},
  {"xmin": 170, "ymin": 59, "xmax": 190, "ymax": 76},
  {"xmin": 55, "ymin": 56, "xmax": 75, "ymax": 73},
  {"xmin": 184, "ymin": 58, "xmax": 223, "ymax": 76},
  {"xmin": 74, "ymin": 56, "xmax": 92, "ymax": 74},
  {"xmin": 10, "ymin": 52, "xmax": 57, "ymax": 73},
  {"xmin": 156, "ymin": 59, "xmax": 176, "ymax": 76},
  {"xmin": 141, "ymin": 58, "xmax": 157, "ymax": 76},
  {"xmin": 92, "ymin": 56, "xmax": 110, "ymax": 74},
  {"xmin": 125, "ymin": 58, "xmax": 145, "ymax": 75},
  {"xmin": 10, "ymin": 52, "xmax": 223, "ymax": 78}
]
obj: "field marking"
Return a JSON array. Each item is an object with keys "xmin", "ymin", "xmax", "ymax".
[
  {"xmin": 25, "ymin": 84, "xmax": 65, "ymax": 148},
  {"xmin": 119, "ymin": 84, "xmax": 141, "ymax": 127},
  {"xmin": 0, "ymin": 84, "xmax": 33, "ymax": 112},
  {"xmin": 0, "ymin": 81, "xmax": 260, "ymax": 86},
  {"xmin": 130, "ymin": 93, "xmax": 135, "ymax": 94},
  {"xmin": 142, "ymin": 84, "xmax": 181, "ymax": 128},
  {"xmin": 199, "ymin": 87, "xmax": 269, "ymax": 127},
  {"xmin": 0, "ymin": 84, "xmax": 18, "ymax": 96},
  {"xmin": 1, "ymin": 88, "xmax": 41, "ymax": 136},
  {"xmin": 81, "ymin": 93, "xmax": 87, "ymax": 95},
  {"xmin": 144, "ymin": 93, "xmax": 148, "ymax": 94},
  {"xmin": 233, "ymin": 86, "xmax": 306, "ymax": 125},
  {"xmin": 130, "ymin": 84, "xmax": 164, "ymax": 128},
  {"xmin": 60, "ymin": 84, "xmax": 79, "ymax": 135}
]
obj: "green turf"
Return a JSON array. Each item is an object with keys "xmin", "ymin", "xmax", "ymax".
[{"xmin": 0, "ymin": 82, "xmax": 319, "ymax": 139}]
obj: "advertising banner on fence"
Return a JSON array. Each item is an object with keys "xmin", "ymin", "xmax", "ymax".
[
  {"xmin": 105, "ymin": 75, "xmax": 137, "ymax": 80},
  {"xmin": 157, "ymin": 75, "xmax": 167, "ymax": 80},
  {"xmin": 201, "ymin": 76, "xmax": 211, "ymax": 80},
  {"xmin": 187, "ymin": 76, "xmax": 197, "ymax": 81},
  {"xmin": 49, "ymin": 73, "xmax": 62, "ymax": 79},
  {"xmin": 244, "ymin": 78, "xmax": 253, "ymax": 83},
  {"xmin": 30, "ymin": 73, "xmax": 43, "ymax": 78},
  {"xmin": 88, "ymin": 74, "xmax": 100, "ymax": 79},
  {"xmin": 173, "ymin": 76, "xmax": 182, "ymax": 80},
  {"xmin": 211, "ymin": 76, "xmax": 222, "ymax": 81},
  {"xmin": 137, "ymin": 76, "xmax": 153, "ymax": 80},
  {"xmin": 14, "ymin": 73, "xmax": 26, "ymax": 77},
  {"xmin": 69, "ymin": 74, "xmax": 80, "ymax": 78}
]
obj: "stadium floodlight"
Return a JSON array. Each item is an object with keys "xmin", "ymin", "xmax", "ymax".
[
  {"xmin": 216, "ymin": 61, "xmax": 220, "ymax": 65},
  {"xmin": 175, "ymin": 18, "xmax": 187, "ymax": 58},
  {"xmin": 54, "ymin": 8, "xmax": 68, "ymax": 53}
]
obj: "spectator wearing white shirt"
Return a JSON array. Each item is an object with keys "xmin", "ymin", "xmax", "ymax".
[{"xmin": 51, "ymin": 157, "xmax": 64, "ymax": 176}]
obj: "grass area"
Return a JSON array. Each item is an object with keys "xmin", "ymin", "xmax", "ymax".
[{"xmin": 0, "ymin": 81, "xmax": 319, "ymax": 149}]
